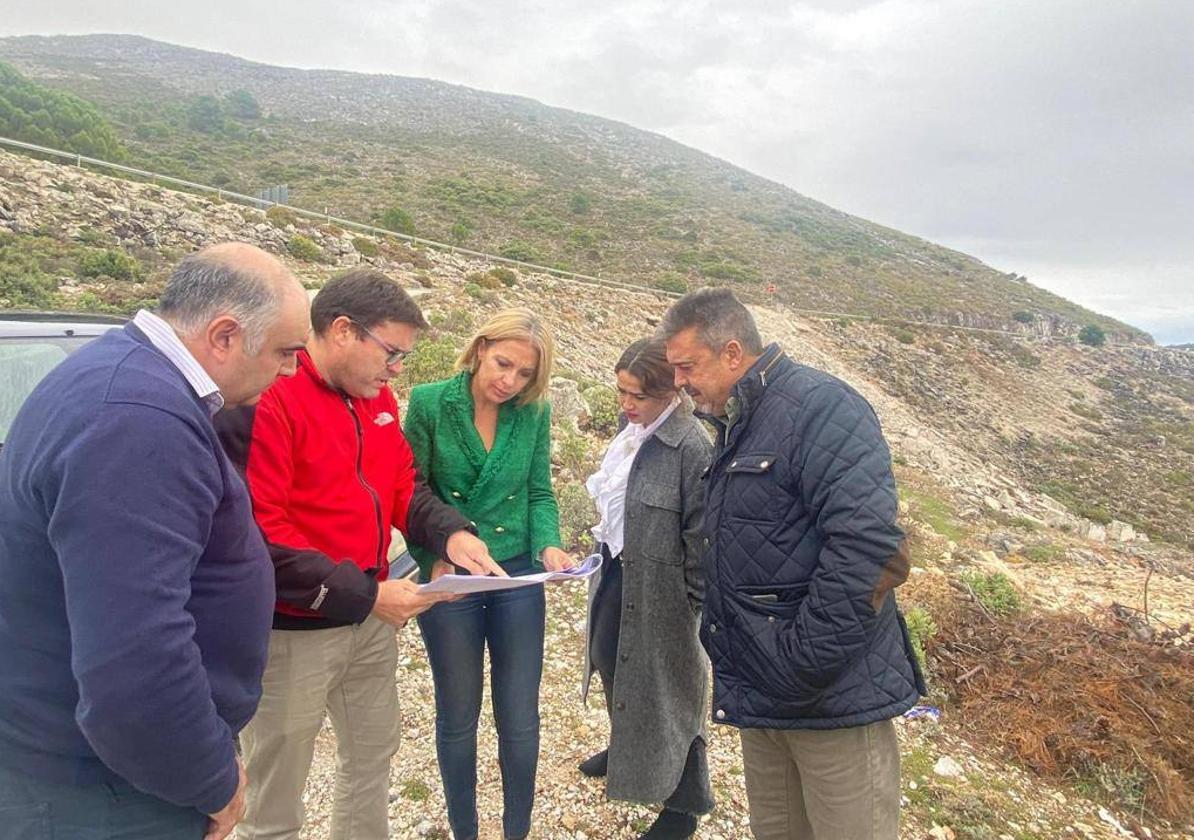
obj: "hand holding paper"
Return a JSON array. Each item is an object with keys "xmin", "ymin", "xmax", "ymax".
[{"xmin": 419, "ymin": 553, "xmax": 602, "ymax": 595}]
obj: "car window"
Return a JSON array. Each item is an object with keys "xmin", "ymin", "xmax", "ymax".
[{"xmin": 0, "ymin": 338, "xmax": 92, "ymax": 443}]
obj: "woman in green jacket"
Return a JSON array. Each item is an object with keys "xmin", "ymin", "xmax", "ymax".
[{"xmin": 403, "ymin": 308, "xmax": 571, "ymax": 840}]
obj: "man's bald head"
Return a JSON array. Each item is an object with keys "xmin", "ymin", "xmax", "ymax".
[{"xmin": 159, "ymin": 242, "xmax": 305, "ymax": 354}]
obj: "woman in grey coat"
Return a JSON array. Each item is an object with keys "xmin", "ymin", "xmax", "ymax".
[{"xmin": 581, "ymin": 338, "xmax": 714, "ymax": 840}]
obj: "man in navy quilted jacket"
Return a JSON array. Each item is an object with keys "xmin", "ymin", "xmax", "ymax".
[{"xmin": 661, "ymin": 289, "xmax": 924, "ymax": 840}]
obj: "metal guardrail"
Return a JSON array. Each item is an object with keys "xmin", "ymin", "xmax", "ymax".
[
  {"xmin": 0, "ymin": 135, "xmax": 1118, "ymax": 344},
  {"xmin": 0, "ymin": 135, "xmax": 679, "ymax": 302}
]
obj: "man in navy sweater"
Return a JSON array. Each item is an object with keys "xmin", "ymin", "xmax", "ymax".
[{"xmin": 0, "ymin": 243, "xmax": 311, "ymax": 840}]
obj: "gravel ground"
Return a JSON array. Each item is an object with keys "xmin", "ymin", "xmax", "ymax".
[{"xmin": 292, "ymin": 582, "xmax": 1190, "ymax": 840}]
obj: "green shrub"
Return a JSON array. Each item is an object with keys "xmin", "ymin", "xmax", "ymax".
[
  {"xmin": 378, "ymin": 206, "xmax": 416, "ymax": 236},
  {"xmin": 75, "ymin": 229, "xmax": 111, "ymax": 247},
  {"xmin": 79, "ymin": 249, "xmax": 140, "ymax": 281},
  {"xmin": 903, "ymin": 607, "xmax": 937, "ymax": 673},
  {"xmin": 1078, "ymin": 324, "xmax": 1106, "ymax": 347},
  {"xmin": 569, "ymin": 192, "xmax": 592, "ymax": 215},
  {"xmin": 0, "ymin": 62, "xmax": 126, "ymax": 160},
  {"xmin": 352, "ymin": 237, "xmax": 379, "ymax": 258},
  {"xmin": 1012, "ymin": 310, "xmax": 1035, "ymax": 324},
  {"xmin": 223, "ymin": 89, "xmax": 261, "ymax": 120},
  {"xmin": 400, "ymin": 335, "xmax": 458, "ymax": 389},
  {"xmin": 581, "ymin": 385, "xmax": 620, "ymax": 435},
  {"xmin": 0, "ymin": 269, "xmax": 58, "ymax": 308},
  {"xmin": 489, "ymin": 267, "xmax": 518, "ymax": 287},
  {"xmin": 499, "ymin": 241, "xmax": 542, "ymax": 263},
  {"xmin": 554, "ymin": 425, "xmax": 596, "ymax": 477},
  {"xmin": 893, "ymin": 328, "xmax": 916, "ymax": 345},
  {"xmin": 265, "ymin": 205, "xmax": 298, "ymax": 228},
  {"xmin": 655, "ymin": 273, "xmax": 688, "ymax": 294},
  {"xmin": 959, "ymin": 571, "xmax": 1021, "ymax": 616},
  {"xmin": 1038, "ymin": 480, "xmax": 1113, "ymax": 525},
  {"xmin": 466, "ymin": 271, "xmax": 503, "ymax": 290},
  {"xmin": 286, "ymin": 235, "xmax": 323, "ymax": 262},
  {"xmin": 1022, "ymin": 544, "xmax": 1062, "ymax": 563},
  {"xmin": 428, "ymin": 307, "xmax": 474, "ymax": 337},
  {"xmin": 556, "ymin": 481, "xmax": 597, "ymax": 551},
  {"xmin": 186, "ymin": 95, "xmax": 226, "ymax": 134},
  {"xmin": 463, "ymin": 282, "xmax": 485, "ymax": 299},
  {"xmin": 450, "ymin": 219, "xmax": 472, "ymax": 244}
]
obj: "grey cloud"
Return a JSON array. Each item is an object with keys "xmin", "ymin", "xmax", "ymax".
[{"xmin": 2, "ymin": 0, "xmax": 1191, "ymax": 341}]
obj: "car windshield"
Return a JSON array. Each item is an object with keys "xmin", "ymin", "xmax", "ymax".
[{"xmin": 0, "ymin": 337, "xmax": 94, "ymax": 444}]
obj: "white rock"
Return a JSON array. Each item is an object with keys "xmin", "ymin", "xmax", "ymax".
[
  {"xmin": 1106, "ymin": 520, "xmax": 1136, "ymax": 542},
  {"xmin": 1078, "ymin": 520, "xmax": 1107, "ymax": 542},
  {"xmin": 548, "ymin": 377, "xmax": 590, "ymax": 431},
  {"xmin": 933, "ymin": 755, "xmax": 966, "ymax": 779}
]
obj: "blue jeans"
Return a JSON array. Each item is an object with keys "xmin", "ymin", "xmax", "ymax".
[
  {"xmin": 0, "ymin": 763, "xmax": 208, "ymax": 839},
  {"xmin": 417, "ymin": 557, "xmax": 546, "ymax": 840}
]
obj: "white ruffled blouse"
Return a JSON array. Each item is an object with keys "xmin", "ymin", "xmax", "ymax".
[{"xmin": 585, "ymin": 398, "xmax": 680, "ymax": 558}]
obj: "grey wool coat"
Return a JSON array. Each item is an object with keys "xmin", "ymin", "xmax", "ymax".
[{"xmin": 582, "ymin": 405, "xmax": 714, "ymax": 805}]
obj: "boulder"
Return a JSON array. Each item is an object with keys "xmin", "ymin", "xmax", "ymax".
[{"xmin": 549, "ymin": 377, "xmax": 590, "ymax": 431}]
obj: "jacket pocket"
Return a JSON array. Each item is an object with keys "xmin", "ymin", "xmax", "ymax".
[
  {"xmin": 632, "ymin": 480, "xmax": 683, "ymax": 565},
  {"xmin": 725, "ymin": 585, "xmax": 812, "ymax": 701},
  {"xmin": 722, "ymin": 453, "xmax": 783, "ymax": 521}
]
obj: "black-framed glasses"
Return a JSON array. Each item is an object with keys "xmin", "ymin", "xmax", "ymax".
[{"xmin": 349, "ymin": 319, "xmax": 413, "ymax": 365}]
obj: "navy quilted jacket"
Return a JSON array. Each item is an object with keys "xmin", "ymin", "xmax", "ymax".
[{"xmin": 699, "ymin": 345, "xmax": 925, "ymax": 729}]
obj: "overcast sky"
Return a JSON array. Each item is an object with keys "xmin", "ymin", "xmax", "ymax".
[{"xmin": 4, "ymin": 1, "xmax": 1192, "ymax": 342}]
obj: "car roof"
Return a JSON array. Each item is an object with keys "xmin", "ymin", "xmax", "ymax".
[{"xmin": 0, "ymin": 311, "xmax": 128, "ymax": 338}]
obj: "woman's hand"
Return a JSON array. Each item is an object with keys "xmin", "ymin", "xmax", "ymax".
[
  {"xmin": 541, "ymin": 547, "xmax": 576, "ymax": 572},
  {"xmin": 445, "ymin": 530, "xmax": 507, "ymax": 577}
]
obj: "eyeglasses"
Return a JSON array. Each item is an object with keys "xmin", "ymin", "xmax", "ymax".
[{"xmin": 350, "ymin": 319, "xmax": 413, "ymax": 366}]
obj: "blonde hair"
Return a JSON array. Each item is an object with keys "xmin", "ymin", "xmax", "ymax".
[{"xmin": 456, "ymin": 308, "xmax": 556, "ymax": 406}]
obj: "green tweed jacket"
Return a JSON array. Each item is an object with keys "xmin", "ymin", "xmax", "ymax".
[{"xmin": 403, "ymin": 371, "xmax": 562, "ymax": 577}]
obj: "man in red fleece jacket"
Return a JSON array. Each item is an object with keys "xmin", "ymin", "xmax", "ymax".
[{"xmin": 216, "ymin": 269, "xmax": 503, "ymax": 840}]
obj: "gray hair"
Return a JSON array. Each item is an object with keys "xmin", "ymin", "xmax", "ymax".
[
  {"xmin": 158, "ymin": 252, "xmax": 281, "ymax": 355},
  {"xmin": 658, "ymin": 287, "xmax": 764, "ymax": 354}
]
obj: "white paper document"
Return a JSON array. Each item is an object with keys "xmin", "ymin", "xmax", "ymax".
[{"xmin": 419, "ymin": 553, "xmax": 602, "ymax": 594}]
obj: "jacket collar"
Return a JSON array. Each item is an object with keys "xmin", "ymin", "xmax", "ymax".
[
  {"xmin": 442, "ymin": 371, "xmax": 524, "ymax": 496},
  {"xmin": 651, "ymin": 398, "xmax": 695, "ymax": 448},
  {"xmin": 730, "ymin": 343, "xmax": 786, "ymax": 414},
  {"xmin": 698, "ymin": 343, "xmax": 787, "ymax": 451},
  {"xmin": 297, "ymin": 349, "xmax": 349, "ymax": 398},
  {"xmin": 123, "ymin": 321, "xmax": 216, "ymax": 415}
]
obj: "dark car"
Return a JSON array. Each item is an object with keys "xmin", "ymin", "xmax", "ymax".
[{"xmin": 0, "ymin": 312, "xmax": 127, "ymax": 449}]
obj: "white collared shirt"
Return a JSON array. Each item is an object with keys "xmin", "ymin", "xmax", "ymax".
[
  {"xmin": 133, "ymin": 310, "xmax": 224, "ymax": 415},
  {"xmin": 585, "ymin": 397, "xmax": 680, "ymax": 557}
]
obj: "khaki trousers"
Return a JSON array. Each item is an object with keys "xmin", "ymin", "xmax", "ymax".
[
  {"xmin": 235, "ymin": 615, "xmax": 401, "ymax": 840},
  {"xmin": 740, "ymin": 719, "xmax": 900, "ymax": 840}
]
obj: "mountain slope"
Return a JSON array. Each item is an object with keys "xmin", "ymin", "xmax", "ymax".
[
  {"xmin": 0, "ymin": 33, "xmax": 1147, "ymax": 342},
  {"xmin": 1, "ymin": 146, "xmax": 1191, "ymax": 837}
]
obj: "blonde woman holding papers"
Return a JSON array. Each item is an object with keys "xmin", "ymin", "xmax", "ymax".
[{"xmin": 403, "ymin": 308, "xmax": 570, "ymax": 840}]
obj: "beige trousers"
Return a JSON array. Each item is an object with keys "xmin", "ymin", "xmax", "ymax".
[
  {"xmin": 740, "ymin": 719, "xmax": 900, "ymax": 840},
  {"xmin": 235, "ymin": 615, "xmax": 401, "ymax": 840}
]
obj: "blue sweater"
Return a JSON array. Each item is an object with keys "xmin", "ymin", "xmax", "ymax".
[{"xmin": 0, "ymin": 325, "xmax": 274, "ymax": 814}]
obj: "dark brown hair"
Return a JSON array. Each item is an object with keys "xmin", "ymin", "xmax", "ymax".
[
  {"xmin": 615, "ymin": 338, "xmax": 678, "ymax": 399},
  {"xmin": 310, "ymin": 268, "xmax": 428, "ymax": 336}
]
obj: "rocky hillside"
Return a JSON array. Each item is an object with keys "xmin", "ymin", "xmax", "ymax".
[
  {"xmin": 0, "ymin": 34, "xmax": 1148, "ymax": 343},
  {"xmin": 1, "ymin": 149, "xmax": 1191, "ymax": 838}
]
